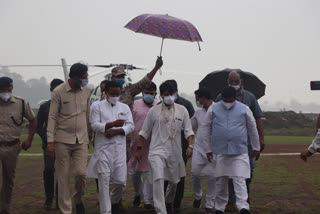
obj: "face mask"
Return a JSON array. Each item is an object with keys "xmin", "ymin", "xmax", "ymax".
[
  {"xmin": 222, "ymin": 101, "xmax": 235, "ymax": 109},
  {"xmin": 173, "ymin": 93, "xmax": 178, "ymax": 101},
  {"xmin": 0, "ymin": 93, "xmax": 11, "ymax": 102},
  {"xmin": 163, "ymin": 95, "xmax": 175, "ymax": 105},
  {"xmin": 143, "ymin": 94, "xmax": 154, "ymax": 104},
  {"xmin": 231, "ymin": 85, "xmax": 240, "ymax": 91},
  {"xmin": 80, "ymin": 78, "xmax": 89, "ymax": 87},
  {"xmin": 115, "ymin": 79, "xmax": 125, "ymax": 87},
  {"xmin": 108, "ymin": 96, "xmax": 120, "ymax": 105},
  {"xmin": 196, "ymin": 101, "xmax": 203, "ymax": 108}
]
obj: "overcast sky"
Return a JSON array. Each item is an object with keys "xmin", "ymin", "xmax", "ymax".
[{"xmin": 1, "ymin": 0, "xmax": 320, "ymax": 112}]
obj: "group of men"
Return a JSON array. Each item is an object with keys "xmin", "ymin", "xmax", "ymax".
[
  {"xmin": 0, "ymin": 49, "xmax": 287, "ymax": 214},
  {"xmin": 0, "ymin": 58, "xmax": 265, "ymax": 214}
]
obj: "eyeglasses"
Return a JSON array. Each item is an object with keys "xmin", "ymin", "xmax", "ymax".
[{"xmin": 228, "ymin": 80, "xmax": 240, "ymax": 84}]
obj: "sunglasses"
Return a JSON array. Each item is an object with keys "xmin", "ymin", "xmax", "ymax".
[{"xmin": 228, "ymin": 80, "xmax": 240, "ymax": 84}]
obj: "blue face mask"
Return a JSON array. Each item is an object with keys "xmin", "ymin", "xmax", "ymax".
[
  {"xmin": 80, "ymin": 78, "xmax": 88, "ymax": 87},
  {"xmin": 143, "ymin": 94, "xmax": 154, "ymax": 104},
  {"xmin": 115, "ymin": 79, "xmax": 125, "ymax": 87}
]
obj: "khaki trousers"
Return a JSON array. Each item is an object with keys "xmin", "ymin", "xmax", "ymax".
[
  {"xmin": 0, "ymin": 143, "xmax": 21, "ymax": 214},
  {"xmin": 55, "ymin": 142, "xmax": 88, "ymax": 214}
]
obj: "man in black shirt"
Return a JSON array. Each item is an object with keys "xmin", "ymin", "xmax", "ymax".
[{"xmin": 37, "ymin": 79, "xmax": 64, "ymax": 210}]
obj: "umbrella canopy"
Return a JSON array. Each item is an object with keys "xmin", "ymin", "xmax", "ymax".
[
  {"xmin": 199, "ymin": 68, "xmax": 266, "ymax": 100},
  {"xmin": 125, "ymin": 14, "xmax": 202, "ymax": 56}
]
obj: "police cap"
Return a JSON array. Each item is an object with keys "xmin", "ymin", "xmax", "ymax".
[{"xmin": 0, "ymin": 77, "xmax": 13, "ymax": 89}]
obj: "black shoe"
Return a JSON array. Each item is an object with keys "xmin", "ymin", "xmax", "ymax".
[
  {"xmin": 205, "ymin": 208, "xmax": 215, "ymax": 214},
  {"xmin": 112, "ymin": 203, "xmax": 120, "ymax": 214},
  {"xmin": 239, "ymin": 209, "xmax": 250, "ymax": 214},
  {"xmin": 43, "ymin": 201, "xmax": 52, "ymax": 210},
  {"xmin": 193, "ymin": 198, "xmax": 202, "ymax": 208},
  {"xmin": 174, "ymin": 207, "xmax": 181, "ymax": 213},
  {"xmin": 144, "ymin": 204, "xmax": 154, "ymax": 211},
  {"xmin": 75, "ymin": 202, "xmax": 85, "ymax": 214},
  {"xmin": 133, "ymin": 196, "xmax": 141, "ymax": 207},
  {"xmin": 166, "ymin": 203, "xmax": 173, "ymax": 214},
  {"xmin": 215, "ymin": 210, "xmax": 224, "ymax": 214}
]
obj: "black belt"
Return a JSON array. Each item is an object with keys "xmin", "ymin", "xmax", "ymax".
[{"xmin": 0, "ymin": 139, "xmax": 20, "ymax": 147}]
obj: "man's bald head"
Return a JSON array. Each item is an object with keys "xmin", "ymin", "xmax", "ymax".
[{"xmin": 228, "ymin": 70, "xmax": 241, "ymax": 86}]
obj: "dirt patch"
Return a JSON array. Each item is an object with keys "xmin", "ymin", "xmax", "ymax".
[{"xmin": 263, "ymin": 144, "xmax": 308, "ymax": 153}]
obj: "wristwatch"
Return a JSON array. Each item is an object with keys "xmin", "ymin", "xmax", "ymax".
[{"xmin": 188, "ymin": 144, "xmax": 193, "ymax": 149}]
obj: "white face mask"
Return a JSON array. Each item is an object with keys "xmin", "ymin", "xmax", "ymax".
[
  {"xmin": 231, "ymin": 85, "xmax": 240, "ymax": 91},
  {"xmin": 0, "ymin": 93, "xmax": 12, "ymax": 102},
  {"xmin": 163, "ymin": 95, "xmax": 175, "ymax": 105},
  {"xmin": 196, "ymin": 101, "xmax": 203, "ymax": 108},
  {"xmin": 222, "ymin": 101, "xmax": 235, "ymax": 109},
  {"xmin": 108, "ymin": 96, "xmax": 119, "ymax": 105}
]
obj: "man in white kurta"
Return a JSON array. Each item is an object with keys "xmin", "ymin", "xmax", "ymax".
[
  {"xmin": 191, "ymin": 88, "xmax": 216, "ymax": 214},
  {"xmin": 136, "ymin": 81, "xmax": 194, "ymax": 214},
  {"xmin": 300, "ymin": 128, "xmax": 320, "ymax": 161},
  {"xmin": 205, "ymin": 86, "xmax": 260, "ymax": 214},
  {"xmin": 87, "ymin": 81, "xmax": 134, "ymax": 214}
]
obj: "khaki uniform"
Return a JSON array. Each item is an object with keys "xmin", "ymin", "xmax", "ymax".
[
  {"xmin": 119, "ymin": 75, "xmax": 151, "ymax": 110},
  {"xmin": 47, "ymin": 82, "xmax": 91, "ymax": 214},
  {"xmin": 0, "ymin": 95, "xmax": 35, "ymax": 214},
  {"xmin": 118, "ymin": 75, "xmax": 151, "ymax": 161}
]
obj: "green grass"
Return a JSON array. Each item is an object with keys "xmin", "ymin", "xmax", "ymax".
[{"xmin": 265, "ymin": 136, "xmax": 313, "ymax": 145}]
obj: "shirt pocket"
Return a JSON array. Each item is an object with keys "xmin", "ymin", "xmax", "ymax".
[
  {"xmin": 175, "ymin": 118, "xmax": 183, "ymax": 132},
  {"xmin": 60, "ymin": 99, "xmax": 74, "ymax": 115}
]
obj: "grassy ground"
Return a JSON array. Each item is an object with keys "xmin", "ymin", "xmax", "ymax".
[
  {"xmin": 264, "ymin": 136, "xmax": 313, "ymax": 145},
  {"xmin": 4, "ymin": 135, "xmax": 320, "ymax": 214}
]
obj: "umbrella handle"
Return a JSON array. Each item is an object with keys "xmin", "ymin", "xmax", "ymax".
[
  {"xmin": 159, "ymin": 38, "xmax": 164, "ymax": 57},
  {"xmin": 197, "ymin": 41, "xmax": 201, "ymax": 51}
]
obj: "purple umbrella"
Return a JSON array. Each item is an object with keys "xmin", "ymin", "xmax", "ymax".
[{"xmin": 125, "ymin": 14, "xmax": 203, "ymax": 56}]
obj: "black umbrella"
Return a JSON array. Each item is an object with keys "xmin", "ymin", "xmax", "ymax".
[{"xmin": 199, "ymin": 68, "xmax": 266, "ymax": 100}]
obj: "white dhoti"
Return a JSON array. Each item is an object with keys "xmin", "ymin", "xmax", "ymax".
[
  {"xmin": 214, "ymin": 154, "xmax": 250, "ymax": 212},
  {"xmin": 128, "ymin": 167, "xmax": 153, "ymax": 204}
]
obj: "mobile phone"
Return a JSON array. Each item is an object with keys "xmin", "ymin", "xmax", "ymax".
[{"xmin": 310, "ymin": 81, "xmax": 320, "ymax": 90}]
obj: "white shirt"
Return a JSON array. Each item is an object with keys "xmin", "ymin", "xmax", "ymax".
[
  {"xmin": 191, "ymin": 103, "xmax": 214, "ymax": 157},
  {"xmin": 308, "ymin": 128, "xmax": 320, "ymax": 154},
  {"xmin": 139, "ymin": 103, "xmax": 194, "ymax": 183},
  {"xmin": 87, "ymin": 99, "xmax": 134, "ymax": 179}
]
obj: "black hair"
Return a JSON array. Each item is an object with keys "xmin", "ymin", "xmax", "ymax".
[
  {"xmin": 69, "ymin": 63, "xmax": 88, "ymax": 78},
  {"xmin": 50, "ymin": 79, "xmax": 64, "ymax": 90},
  {"xmin": 105, "ymin": 81, "xmax": 121, "ymax": 92},
  {"xmin": 159, "ymin": 81, "xmax": 175, "ymax": 94},
  {"xmin": 144, "ymin": 82, "xmax": 157, "ymax": 91},
  {"xmin": 221, "ymin": 86, "xmax": 236, "ymax": 99},
  {"xmin": 194, "ymin": 89, "xmax": 200, "ymax": 95},
  {"xmin": 198, "ymin": 88, "xmax": 212, "ymax": 100},
  {"xmin": 165, "ymin": 79, "xmax": 178, "ymax": 91},
  {"xmin": 100, "ymin": 79, "xmax": 110, "ymax": 86}
]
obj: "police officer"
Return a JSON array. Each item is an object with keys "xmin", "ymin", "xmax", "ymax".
[
  {"xmin": 37, "ymin": 79, "xmax": 64, "ymax": 210},
  {"xmin": 0, "ymin": 76, "xmax": 37, "ymax": 214}
]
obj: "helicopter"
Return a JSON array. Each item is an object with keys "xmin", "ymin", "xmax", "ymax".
[{"xmin": 2, "ymin": 58, "xmax": 146, "ymax": 106}]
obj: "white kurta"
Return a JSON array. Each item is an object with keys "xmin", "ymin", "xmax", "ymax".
[
  {"xmin": 139, "ymin": 103, "xmax": 194, "ymax": 184},
  {"xmin": 87, "ymin": 99, "xmax": 134, "ymax": 182},
  {"xmin": 206, "ymin": 105, "xmax": 260, "ymax": 178},
  {"xmin": 308, "ymin": 128, "xmax": 320, "ymax": 154},
  {"xmin": 191, "ymin": 103, "xmax": 215, "ymax": 176}
]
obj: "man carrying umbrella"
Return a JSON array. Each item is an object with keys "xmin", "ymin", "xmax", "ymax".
[{"xmin": 215, "ymin": 70, "xmax": 264, "ymax": 211}]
